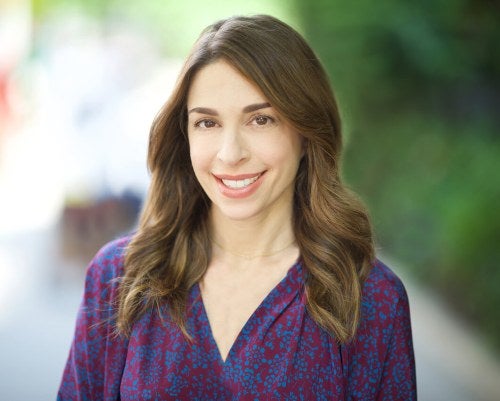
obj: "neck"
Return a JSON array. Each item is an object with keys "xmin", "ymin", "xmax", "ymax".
[{"xmin": 209, "ymin": 205, "xmax": 296, "ymax": 260}]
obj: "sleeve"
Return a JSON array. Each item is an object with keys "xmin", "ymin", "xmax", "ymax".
[
  {"xmin": 375, "ymin": 287, "xmax": 417, "ymax": 401},
  {"xmin": 347, "ymin": 262, "xmax": 417, "ymax": 401},
  {"xmin": 57, "ymin": 239, "xmax": 129, "ymax": 401}
]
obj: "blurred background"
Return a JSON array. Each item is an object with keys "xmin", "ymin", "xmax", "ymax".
[{"xmin": 0, "ymin": 0, "xmax": 499, "ymax": 400}]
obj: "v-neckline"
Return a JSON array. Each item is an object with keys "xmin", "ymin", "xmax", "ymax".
[{"xmin": 195, "ymin": 260, "xmax": 303, "ymax": 365}]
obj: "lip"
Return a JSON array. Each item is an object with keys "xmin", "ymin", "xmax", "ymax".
[
  {"xmin": 213, "ymin": 171, "xmax": 266, "ymax": 199},
  {"xmin": 213, "ymin": 172, "xmax": 263, "ymax": 180}
]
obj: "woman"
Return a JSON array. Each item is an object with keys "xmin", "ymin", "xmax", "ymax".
[{"xmin": 58, "ymin": 15, "xmax": 416, "ymax": 400}]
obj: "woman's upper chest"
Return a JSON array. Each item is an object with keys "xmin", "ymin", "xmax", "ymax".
[
  {"xmin": 119, "ymin": 261, "xmax": 347, "ymax": 399},
  {"xmin": 199, "ymin": 258, "xmax": 293, "ymax": 361}
]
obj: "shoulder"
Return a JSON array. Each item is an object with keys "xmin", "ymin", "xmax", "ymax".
[
  {"xmin": 86, "ymin": 236, "xmax": 131, "ymax": 277},
  {"xmin": 347, "ymin": 260, "xmax": 416, "ymax": 399},
  {"xmin": 355, "ymin": 259, "xmax": 412, "ymax": 343},
  {"xmin": 346, "ymin": 260, "xmax": 414, "ymax": 395},
  {"xmin": 83, "ymin": 236, "xmax": 131, "ymax": 301},
  {"xmin": 58, "ymin": 237, "xmax": 132, "ymax": 400},
  {"xmin": 362, "ymin": 259, "xmax": 409, "ymax": 307}
]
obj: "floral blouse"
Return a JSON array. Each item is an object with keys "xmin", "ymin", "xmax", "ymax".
[{"xmin": 57, "ymin": 237, "xmax": 416, "ymax": 400}]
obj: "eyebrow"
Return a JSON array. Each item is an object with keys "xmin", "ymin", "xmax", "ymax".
[
  {"xmin": 188, "ymin": 102, "xmax": 271, "ymax": 115},
  {"xmin": 243, "ymin": 102, "xmax": 271, "ymax": 113}
]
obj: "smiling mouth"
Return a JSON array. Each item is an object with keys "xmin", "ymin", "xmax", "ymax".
[{"xmin": 221, "ymin": 175, "xmax": 261, "ymax": 189}]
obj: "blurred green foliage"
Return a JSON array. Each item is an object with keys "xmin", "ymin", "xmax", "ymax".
[{"xmin": 297, "ymin": 0, "xmax": 500, "ymax": 350}]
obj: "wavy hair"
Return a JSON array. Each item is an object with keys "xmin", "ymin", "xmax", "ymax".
[{"xmin": 117, "ymin": 15, "xmax": 375, "ymax": 342}]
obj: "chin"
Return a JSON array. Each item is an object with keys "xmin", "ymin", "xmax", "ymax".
[{"xmin": 212, "ymin": 202, "xmax": 263, "ymax": 222}]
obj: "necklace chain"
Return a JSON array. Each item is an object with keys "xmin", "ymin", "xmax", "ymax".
[{"xmin": 211, "ymin": 238, "xmax": 296, "ymax": 260}]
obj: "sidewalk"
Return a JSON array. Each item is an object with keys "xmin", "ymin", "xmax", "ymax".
[{"xmin": 404, "ymin": 270, "xmax": 500, "ymax": 401}]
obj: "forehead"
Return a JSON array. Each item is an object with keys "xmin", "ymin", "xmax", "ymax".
[{"xmin": 187, "ymin": 60, "xmax": 267, "ymax": 108}]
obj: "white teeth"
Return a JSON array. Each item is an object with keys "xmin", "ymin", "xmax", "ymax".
[{"xmin": 221, "ymin": 175, "xmax": 259, "ymax": 189}]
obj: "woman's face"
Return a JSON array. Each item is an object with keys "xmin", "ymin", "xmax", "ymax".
[{"xmin": 187, "ymin": 60, "xmax": 303, "ymax": 223}]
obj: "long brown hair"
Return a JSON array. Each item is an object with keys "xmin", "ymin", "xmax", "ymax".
[{"xmin": 117, "ymin": 15, "xmax": 375, "ymax": 342}]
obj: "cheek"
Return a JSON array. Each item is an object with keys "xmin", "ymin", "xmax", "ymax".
[
  {"xmin": 263, "ymin": 136, "xmax": 303, "ymax": 169},
  {"xmin": 259, "ymin": 148, "xmax": 301, "ymax": 179},
  {"xmin": 189, "ymin": 138, "xmax": 213, "ymax": 175}
]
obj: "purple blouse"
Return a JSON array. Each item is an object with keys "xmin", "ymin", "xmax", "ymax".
[{"xmin": 57, "ymin": 237, "xmax": 416, "ymax": 400}]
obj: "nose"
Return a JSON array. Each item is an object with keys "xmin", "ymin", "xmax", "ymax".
[{"xmin": 217, "ymin": 128, "xmax": 249, "ymax": 165}]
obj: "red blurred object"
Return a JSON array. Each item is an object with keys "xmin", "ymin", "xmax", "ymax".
[{"xmin": 58, "ymin": 192, "xmax": 141, "ymax": 265}]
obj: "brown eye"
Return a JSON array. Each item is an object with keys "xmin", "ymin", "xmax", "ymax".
[
  {"xmin": 196, "ymin": 119, "xmax": 217, "ymax": 129},
  {"xmin": 204, "ymin": 120, "xmax": 216, "ymax": 128},
  {"xmin": 254, "ymin": 116, "xmax": 272, "ymax": 126},
  {"xmin": 252, "ymin": 115, "xmax": 276, "ymax": 127}
]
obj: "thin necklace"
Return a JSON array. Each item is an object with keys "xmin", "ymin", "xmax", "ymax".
[{"xmin": 211, "ymin": 238, "xmax": 296, "ymax": 260}]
